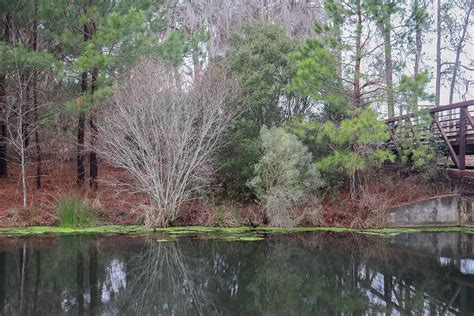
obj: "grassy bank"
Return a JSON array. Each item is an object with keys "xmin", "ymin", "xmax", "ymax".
[{"xmin": 0, "ymin": 225, "xmax": 473, "ymax": 237}]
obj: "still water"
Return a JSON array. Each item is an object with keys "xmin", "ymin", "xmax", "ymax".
[{"xmin": 0, "ymin": 232, "xmax": 473, "ymax": 315}]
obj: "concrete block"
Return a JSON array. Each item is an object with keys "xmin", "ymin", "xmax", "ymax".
[{"xmin": 387, "ymin": 194, "xmax": 460, "ymax": 227}]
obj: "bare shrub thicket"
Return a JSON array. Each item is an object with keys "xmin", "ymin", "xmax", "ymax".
[{"xmin": 98, "ymin": 60, "xmax": 240, "ymax": 227}]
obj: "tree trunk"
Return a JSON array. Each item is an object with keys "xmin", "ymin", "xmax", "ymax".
[
  {"xmin": 448, "ymin": 1, "xmax": 473, "ymax": 104},
  {"xmin": 89, "ymin": 20, "xmax": 98, "ymax": 190},
  {"xmin": 77, "ymin": 23, "xmax": 89, "ymax": 185},
  {"xmin": 353, "ymin": 0, "xmax": 362, "ymax": 109},
  {"xmin": 384, "ymin": 16, "xmax": 394, "ymax": 117},
  {"xmin": 22, "ymin": 76, "xmax": 30, "ymax": 150},
  {"xmin": 192, "ymin": 48, "xmax": 202, "ymax": 81},
  {"xmin": 33, "ymin": 0, "xmax": 41, "ymax": 189},
  {"xmin": 77, "ymin": 109, "xmax": 86, "ymax": 185},
  {"xmin": 413, "ymin": 0, "xmax": 422, "ymax": 113},
  {"xmin": 89, "ymin": 66, "xmax": 98, "ymax": 190},
  {"xmin": 0, "ymin": 13, "xmax": 12, "ymax": 178},
  {"xmin": 20, "ymin": 75, "xmax": 29, "ymax": 208},
  {"xmin": 0, "ymin": 120, "xmax": 6, "ymax": 178},
  {"xmin": 335, "ymin": 0, "xmax": 343, "ymax": 79},
  {"xmin": 435, "ymin": 0, "xmax": 442, "ymax": 105},
  {"xmin": 20, "ymin": 100, "xmax": 28, "ymax": 208}
]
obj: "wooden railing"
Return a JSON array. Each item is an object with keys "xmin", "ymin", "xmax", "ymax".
[{"xmin": 386, "ymin": 100, "xmax": 474, "ymax": 170}]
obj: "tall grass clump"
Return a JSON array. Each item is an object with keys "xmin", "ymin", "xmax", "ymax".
[{"xmin": 56, "ymin": 196, "xmax": 99, "ymax": 228}]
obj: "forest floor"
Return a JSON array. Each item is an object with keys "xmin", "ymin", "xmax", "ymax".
[
  {"xmin": 0, "ymin": 163, "xmax": 143, "ymax": 227},
  {"xmin": 0, "ymin": 162, "xmax": 455, "ymax": 228}
]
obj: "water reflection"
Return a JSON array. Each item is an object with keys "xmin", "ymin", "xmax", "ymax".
[
  {"xmin": 0, "ymin": 232, "xmax": 473, "ymax": 315},
  {"xmin": 121, "ymin": 241, "xmax": 216, "ymax": 315}
]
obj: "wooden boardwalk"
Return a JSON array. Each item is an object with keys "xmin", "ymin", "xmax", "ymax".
[{"xmin": 386, "ymin": 100, "xmax": 474, "ymax": 170}]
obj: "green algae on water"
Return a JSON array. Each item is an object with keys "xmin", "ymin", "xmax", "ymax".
[
  {"xmin": 238, "ymin": 236, "xmax": 265, "ymax": 241},
  {"xmin": 156, "ymin": 238, "xmax": 176, "ymax": 242},
  {"xmin": 0, "ymin": 225, "xmax": 155, "ymax": 236},
  {"xmin": 1, "ymin": 224, "xmax": 473, "ymax": 237}
]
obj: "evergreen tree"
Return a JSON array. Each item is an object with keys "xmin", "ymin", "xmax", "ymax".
[
  {"xmin": 366, "ymin": 0, "xmax": 401, "ymax": 117},
  {"xmin": 50, "ymin": 0, "xmax": 186, "ymax": 188},
  {"xmin": 219, "ymin": 22, "xmax": 307, "ymax": 199}
]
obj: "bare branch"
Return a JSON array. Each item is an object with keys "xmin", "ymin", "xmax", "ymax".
[{"xmin": 97, "ymin": 59, "xmax": 240, "ymax": 227}]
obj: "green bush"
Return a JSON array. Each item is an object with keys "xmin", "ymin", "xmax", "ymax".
[
  {"xmin": 56, "ymin": 196, "xmax": 99, "ymax": 228},
  {"xmin": 216, "ymin": 118, "xmax": 261, "ymax": 200},
  {"xmin": 315, "ymin": 109, "xmax": 395, "ymax": 196},
  {"xmin": 248, "ymin": 126, "xmax": 324, "ymax": 226}
]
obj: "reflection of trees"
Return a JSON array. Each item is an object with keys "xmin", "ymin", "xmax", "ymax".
[
  {"xmin": 0, "ymin": 251, "xmax": 5, "ymax": 312},
  {"xmin": 239, "ymin": 233, "xmax": 474, "ymax": 315},
  {"xmin": 245, "ymin": 238, "xmax": 370, "ymax": 315},
  {"xmin": 296, "ymin": 234, "xmax": 465, "ymax": 315},
  {"xmin": 0, "ymin": 236, "xmax": 107, "ymax": 315},
  {"xmin": 120, "ymin": 239, "xmax": 216, "ymax": 315},
  {"xmin": 0, "ymin": 241, "xmax": 43, "ymax": 315},
  {"xmin": 32, "ymin": 250, "xmax": 41, "ymax": 315},
  {"xmin": 0, "ymin": 234, "xmax": 473, "ymax": 314},
  {"xmin": 76, "ymin": 250, "xmax": 85, "ymax": 315},
  {"xmin": 89, "ymin": 244, "xmax": 99, "ymax": 316}
]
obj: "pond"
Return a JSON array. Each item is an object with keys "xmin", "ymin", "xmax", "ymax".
[{"xmin": 0, "ymin": 231, "xmax": 473, "ymax": 315}]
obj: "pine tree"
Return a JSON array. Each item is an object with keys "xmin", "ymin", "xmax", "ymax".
[
  {"xmin": 0, "ymin": 2, "xmax": 16, "ymax": 178},
  {"xmin": 367, "ymin": 0, "xmax": 401, "ymax": 117},
  {"xmin": 52, "ymin": 0, "xmax": 186, "ymax": 189},
  {"xmin": 0, "ymin": 0, "xmax": 57, "ymax": 206}
]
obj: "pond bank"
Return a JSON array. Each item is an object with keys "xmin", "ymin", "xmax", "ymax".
[
  {"xmin": 1, "ymin": 224, "xmax": 474, "ymax": 237},
  {"xmin": 0, "ymin": 164, "xmax": 454, "ymax": 228}
]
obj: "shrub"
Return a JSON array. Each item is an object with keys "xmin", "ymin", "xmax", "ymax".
[
  {"xmin": 248, "ymin": 126, "xmax": 324, "ymax": 227},
  {"xmin": 98, "ymin": 60, "xmax": 240, "ymax": 227},
  {"xmin": 56, "ymin": 196, "xmax": 99, "ymax": 228},
  {"xmin": 216, "ymin": 118, "xmax": 261, "ymax": 200}
]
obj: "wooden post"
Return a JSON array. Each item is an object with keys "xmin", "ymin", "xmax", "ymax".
[
  {"xmin": 459, "ymin": 107, "xmax": 466, "ymax": 170},
  {"xmin": 433, "ymin": 114, "xmax": 460, "ymax": 168}
]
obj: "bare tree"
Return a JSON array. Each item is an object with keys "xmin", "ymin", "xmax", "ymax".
[
  {"xmin": 1, "ymin": 3, "xmax": 58, "ymax": 208},
  {"xmin": 176, "ymin": 0, "xmax": 324, "ymax": 61},
  {"xmin": 5, "ymin": 53, "xmax": 48, "ymax": 209},
  {"xmin": 98, "ymin": 59, "xmax": 240, "ymax": 227},
  {"xmin": 32, "ymin": 0, "xmax": 41, "ymax": 190}
]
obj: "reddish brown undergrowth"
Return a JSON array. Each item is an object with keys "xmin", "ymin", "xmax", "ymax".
[
  {"xmin": 0, "ymin": 162, "xmax": 144, "ymax": 227},
  {"xmin": 0, "ymin": 161, "xmax": 454, "ymax": 228},
  {"xmin": 320, "ymin": 172, "xmax": 453, "ymax": 228}
]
